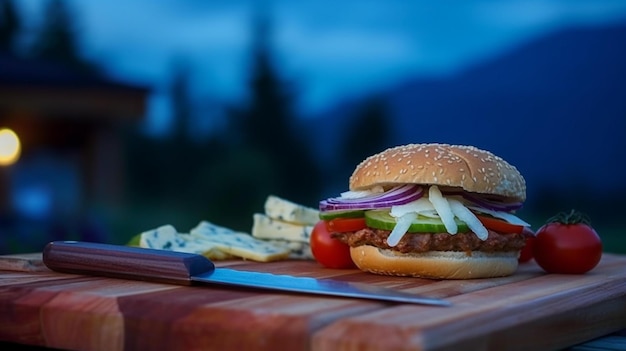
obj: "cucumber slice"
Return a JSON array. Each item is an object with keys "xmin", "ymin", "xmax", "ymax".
[
  {"xmin": 365, "ymin": 210, "xmax": 469, "ymax": 233},
  {"xmin": 319, "ymin": 210, "xmax": 365, "ymax": 220}
]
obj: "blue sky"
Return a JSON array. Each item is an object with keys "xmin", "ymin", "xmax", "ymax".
[{"xmin": 16, "ymin": 0, "xmax": 626, "ymax": 134}]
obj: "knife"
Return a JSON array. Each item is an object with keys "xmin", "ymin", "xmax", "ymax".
[{"xmin": 42, "ymin": 241, "xmax": 450, "ymax": 307}]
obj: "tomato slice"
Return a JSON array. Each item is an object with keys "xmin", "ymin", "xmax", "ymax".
[
  {"xmin": 326, "ymin": 217, "xmax": 367, "ymax": 233},
  {"xmin": 476, "ymin": 215, "xmax": 525, "ymax": 234}
]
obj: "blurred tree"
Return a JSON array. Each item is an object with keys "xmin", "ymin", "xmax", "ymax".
[
  {"xmin": 170, "ymin": 59, "xmax": 193, "ymax": 142},
  {"xmin": 339, "ymin": 97, "xmax": 394, "ymax": 174},
  {"xmin": 0, "ymin": 0, "xmax": 20, "ymax": 53},
  {"xmin": 122, "ymin": 8, "xmax": 325, "ymax": 234},
  {"xmin": 122, "ymin": 54, "xmax": 267, "ymax": 232},
  {"xmin": 27, "ymin": 0, "xmax": 96, "ymax": 72},
  {"xmin": 229, "ymin": 12, "xmax": 321, "ymax": 205},
  {"xmin": 123, "ymin": 60, "xmax": 196, "ymax": 208}
]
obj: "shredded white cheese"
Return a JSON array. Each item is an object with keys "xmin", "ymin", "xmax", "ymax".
[
  {"xmin": 468, "ymin": 206, "xmax": 530, "ymax": 227},
  {"xmin": 383, "ymin": 185, "xmax": 528, "ymax": 247},
  {"xmin": 390, "ymin": 198, "xmax": 436, "ymax": 218},
  {"xmin": 386, "ymin": 212, "xmax": 417, "ymax": 247},
  {"xmin": 428, "ymin": 185, "xmax": 458, "ymax": 234},
  {"xmin": 449, "ymin": 199, "xmax": 488, "ymax": 240}
]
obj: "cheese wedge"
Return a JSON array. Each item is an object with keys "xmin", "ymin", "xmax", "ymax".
[
  {"xmin": 139, "ymin": 225, "xmax": 232, "ymax": 260},
  {"xmin": 190, "ymin": 221, "xmax": 291, "ymax": 262},
  {"xmin": 251, "ymin": 213, "xmax": 313, "ymax": 243},
  {"xmin": 265, "ymin": 239, "xmax": 314, "ymax": 260},
  {"xmin": 264, "ymin": 195, "xmax": 320, "ymax": 225}
]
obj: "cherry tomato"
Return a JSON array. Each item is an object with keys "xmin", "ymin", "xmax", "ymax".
[
  {"xmin": 326, "ymin": 217, "xmax": 367, "ymax": 233},
  {"xmin": 518, "ymin": 226, "xmax": 536, "ymax": 263},
  {"xmin": 533, "ymin": 210, "xmax": 602, "ymax": 274},
  {"xmin": 518, "ymin": 236, "xmax": 535, "ymax": 263},
  {"xmin": 476, "ymin": 215, "xmax": 525, "ymax": 234},
  {"xmin": 310, "ymin": 221, "xmax": 356, "ymax": 269}
]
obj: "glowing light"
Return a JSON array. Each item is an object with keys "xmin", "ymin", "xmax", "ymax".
[{"xmin": 0, "ymin": 128, "xmax": 21, "ymax": 166}]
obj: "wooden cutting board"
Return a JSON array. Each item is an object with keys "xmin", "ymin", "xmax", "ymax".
[{"xmin": 0, "ymin": 252, "xmax": 625, "ymax": 351}]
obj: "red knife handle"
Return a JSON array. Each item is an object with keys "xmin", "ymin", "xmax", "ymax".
[{"xmin": 43, "ymin": 241, "xmax": 215, "ymax": 285}]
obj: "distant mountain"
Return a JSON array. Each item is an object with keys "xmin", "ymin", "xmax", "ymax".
[{"xmin": 305, "ymin": 21, "xmax": 626, "ymax": 204}]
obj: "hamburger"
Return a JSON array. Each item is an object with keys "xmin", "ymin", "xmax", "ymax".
[{"xmin": 319, "ymin": 143, "xmax": 531, "ymax": 279}]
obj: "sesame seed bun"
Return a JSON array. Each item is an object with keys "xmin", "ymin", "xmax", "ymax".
[
  {"xmin": 349, "ymin": 143, "xmax": 526, "ymax": 202},
  {"xmin": 350, "ymin": 245, "xmax": 519, "ymax": 279}
]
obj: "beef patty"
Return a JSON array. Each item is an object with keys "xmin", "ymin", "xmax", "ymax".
[{"xmin": 332, "ymin": 228, "xmax": 526, "ymax": 254}]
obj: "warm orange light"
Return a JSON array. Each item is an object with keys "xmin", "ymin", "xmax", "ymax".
[{"xmin": 0, "ymin": 128, "xmax": 21, "ymax": 166}]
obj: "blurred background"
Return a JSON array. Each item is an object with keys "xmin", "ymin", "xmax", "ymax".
[{"xmin": 0, "ymin": 0, "xmax": 624, "ymax": 254}]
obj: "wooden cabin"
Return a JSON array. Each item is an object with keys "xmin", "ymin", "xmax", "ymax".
[{"xmin": 0, "ymin": 54, "xmax": 149, "ymax": 221}]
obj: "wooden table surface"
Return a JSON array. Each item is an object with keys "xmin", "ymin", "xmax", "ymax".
[{"xmin": 0, "ymin": 252, "xmax": 625, "ymax": 351}]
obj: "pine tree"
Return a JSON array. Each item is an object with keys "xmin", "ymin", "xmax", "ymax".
[
  {"xmin": 169, "ymin": 59, "xmax": 193, "ymax": 142},
  {"xmin": 233, "ymin": 12, "xmax": 321, "ymax": 203},
  {"xmin": 28, "ymin": 0, "xmax": 96, "ymax": 72},
  {"xmin": 340, "ymin": 96, "xmax": 394, "ymax": 172}
]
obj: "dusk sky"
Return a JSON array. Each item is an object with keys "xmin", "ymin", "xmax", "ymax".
[{"xmin": 15, "ymin": 0, "xmax": 626, "ymax": 134}]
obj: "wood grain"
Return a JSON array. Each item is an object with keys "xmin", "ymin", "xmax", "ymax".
[
  {"xmin": 311, "ymin": 255, "xmax": 626, "ymax": 351},
  {"xmin": 0, "ymin": 253, "xmax": 625, "ymax": 351},
  {"xmin": 0, "ymin": 253, "xmax": 47, "ymax": 272}
]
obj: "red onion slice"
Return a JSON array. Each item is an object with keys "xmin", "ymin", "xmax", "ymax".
[
  {"xmin": 461, "ymin": 192, "xmax": 523, "ymax": 212},
  {"xmin": 324, "ymin": 185, "xmax": 416, "ymax": 204},
  {"xmin": 441, "ymin": 190, "xmax": 522, "ymax": 212},
  {"xmin": 319, "ymin": 185, "xmax": 423, "ymax": 212}
]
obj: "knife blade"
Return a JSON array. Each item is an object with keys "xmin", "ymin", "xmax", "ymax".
[{"xmin": 42, "ymin": 241, "xmax": 450, "ymax": 307}]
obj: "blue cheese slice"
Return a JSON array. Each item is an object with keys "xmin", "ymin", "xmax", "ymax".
[
  {"xmin": 251, "ymin": 213, "xmax": 313, "ymax": 243},
  {"xmin": 264, "ymin": 195, "xmax": 320, "ymax": 225},
  {"xmin": 140, "ymin": 225, "xmax": 181, "ymax": 249},
  {"xmin": 139, "ymin": 225, "xmax": 232, "ymax": 260},
  {"xmin": 265, "ymin": 239, "xmax": 313, "ymax": 260},
  {"xmin": 190, "ymin": 221, "xmax": 291, "ymax": 262}
]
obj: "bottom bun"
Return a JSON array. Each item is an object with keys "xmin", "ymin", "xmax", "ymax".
[{"xmin": 350, "ymin": 245, "xmax": 520, "ymax": 279}]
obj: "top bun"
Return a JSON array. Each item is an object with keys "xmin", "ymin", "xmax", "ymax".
[{"xmin": 349, "ymin": 143, "xmax": 526, "ymax": 202}]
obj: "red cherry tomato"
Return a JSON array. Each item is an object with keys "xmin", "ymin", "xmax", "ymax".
[
  {"xmin": 326, "ymin": 217, "xmax": 367, "ymax": 233},
  {"xmin": 532, "ymin": 210, "xmax": 602, "ymax": 274},
  {"xmin": 518, "ymin": 236, "xmax": 535, "ymax": 263},
  {"xmin": 518, "ymin": 226, "xmax": 536, "ymax": 263},
  {"xmin": 476, "ymin": 215, "xmax": 525, "ymax": 234},
  {"xmin": 310, "ymin": 221, "xmax": 356, "ymax": 269}
]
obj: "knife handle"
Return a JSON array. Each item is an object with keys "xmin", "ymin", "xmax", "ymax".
[{"xmin": 43, "ymin": 241, "xmax": 215, "ymax": 285}]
